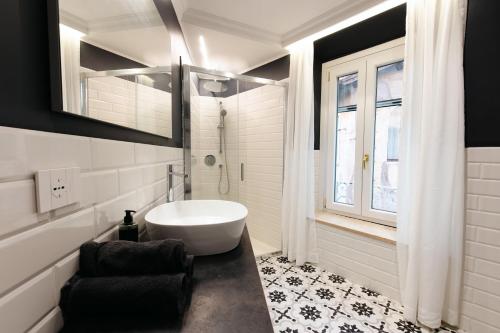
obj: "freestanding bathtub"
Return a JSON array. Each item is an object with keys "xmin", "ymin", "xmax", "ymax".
[{"xmin": 145, "ymin": 200, "xmax": 248, "ymax": 256}]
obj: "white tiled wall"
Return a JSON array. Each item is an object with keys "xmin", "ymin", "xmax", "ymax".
[
  {"xmin": 461, "ymin": 148, "xmax": 500, "ymax": 333},
  {"xmin": 315, "ymin": 148, "xmax": 500, "ymax": 332},
  {"xmin": 238, "ymin": 85, "xmax": 285, "ymax": 250},
  {"xmin": 0, "ymin": 126, "xmax": 183, "ymax": 332},
  {"xmin": 190, "ymin": 84, "xmax": 285, "ymax": 250},
  {"xmin": 87, "ymin": 75, "xmax": 172, "ymax": 138},
  {"xmin": 190, "ymin": 95, "xmax": 239, "ymax": 201},
  {"xmin": 316, "ymin": 221, "xmax": 400, "ymax": 301},
  {"xmin": 314, "ymin": 148, "xmax": 400, "ymax": 300}
]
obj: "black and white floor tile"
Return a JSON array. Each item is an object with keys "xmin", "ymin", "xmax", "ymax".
[{"xmin": 257, "ymin": 253, "xmax": 458, "ymax": 333}]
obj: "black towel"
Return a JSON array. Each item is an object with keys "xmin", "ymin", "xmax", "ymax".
[
  {"xmin": 60, "ymin": 273, "xmax": 189, "ymax": 321},
  {"xmin": 184, "ymin": 254, "xmax": 194, "ymax": 279},
  {"xmin": 79, "ymin": 240, "xmax": 103, "ymax": 277},
  {"xmin": 79, "ymin": 240, "xmax": 188, "ymax": 277}
]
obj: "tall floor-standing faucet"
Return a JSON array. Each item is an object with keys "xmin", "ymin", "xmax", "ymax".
[{"xmin": 166, "ymin": 164, "xmax": 185, "ymax": 202}]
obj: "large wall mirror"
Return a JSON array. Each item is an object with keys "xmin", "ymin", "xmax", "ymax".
[{"xmin": 55, "ymin": 0, "xmax": 173, "ymax": 138}]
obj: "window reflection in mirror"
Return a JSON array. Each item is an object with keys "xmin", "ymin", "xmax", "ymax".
[{"xmin": 58, "ymin": 0, "xmax": 172, "ymax": 138}]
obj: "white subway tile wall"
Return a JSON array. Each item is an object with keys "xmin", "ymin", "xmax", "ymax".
[
  {"xmin": 316, "ymin": 222, "xmax": 400, "ymax": 301},
  {"xmin": 191, "ymin": 94, "xmax": 239, "ymax": 201},
  {"xmin": 315, "ymin": 148, "xmax": 500, "ymax": 332},
  {"xmin": 190, "ymin": 84, "xmax": 285, "ymax": 250},
  {"xmin": 0, "ymin": 269, "xmax": 56, "ymax": 333},
  {"xmin": 461, "ymin": 148, "xmax": 500, "ymax": 333},
  {"xmin": 0, "ymin": 126, "xmax": 183, "ymax": 333},
  {"xmin": 26, "ymin": 308, "xmax": 63, "ymax": 333},
  {"xmin": 87, "ymin": 75, "xmax": 172, "ymax": 138},
  {"xmin": 238, "ymin": 85, "xmax": 284, "ymax": 250}
]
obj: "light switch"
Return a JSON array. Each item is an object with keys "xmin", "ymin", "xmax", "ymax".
[{"xmin": 35, "ymin": 167, "xmax": 81, "ymax": 213}]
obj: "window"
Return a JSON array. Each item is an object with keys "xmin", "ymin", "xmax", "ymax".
[{"xmin": 322, "ymin": 40, "xmax": 404, "ymax": 227}]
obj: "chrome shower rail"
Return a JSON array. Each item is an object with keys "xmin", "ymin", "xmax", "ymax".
[{"xmin": 80, "ymin": 66, "xmax": 172, "ymax": 79}]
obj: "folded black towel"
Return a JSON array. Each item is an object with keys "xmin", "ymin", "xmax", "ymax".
[
  {"xmin": 60, "ymin": 273, "xmax": 190, "ymax": 321},
  {"xmin": 184, "ymin": 254, "xmax": 194, "ymax": 279},
  {"xmin": 79, "ymin": 241, "xmax": 102, "ymax": 277},
  {"xmin": 80, "ymin": 240, "xmax": 189, "ymax": 277}
]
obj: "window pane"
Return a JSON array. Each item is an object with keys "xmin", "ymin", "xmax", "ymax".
[
  {"xmin": 334, "ymin": 73, "xmax": 357, "ymax": 205},
  {"xmin": 376, "ymin": 61, "xmax": 403, "ymax": 102},
  {"xmin": 372, "ymin": 61, "xmax": 403, "ymax": 213},
  {"xmin": 338, "ymin": 73, "xmax": 358, "ymax": 107},
  {"xmin": 372, "ymin": 106, "xmax": 401, "ymax": 212}
]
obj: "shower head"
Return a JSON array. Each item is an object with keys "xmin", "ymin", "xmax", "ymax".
[
  {"xmin": 218, "ymin": 102, "xmax": 227, "ymax": 130},
  {"xmin": 203, "ymin": 80, "xmax": 228, "ymax": 93},
  {"xmin": 219, "ymin": 101, "xmax": 227, "ymax": 117},
  {"xmin": 197, "ymin": 73, "xmax": 229, "ymax": 94}
]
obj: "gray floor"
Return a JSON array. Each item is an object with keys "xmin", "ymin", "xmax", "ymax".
[{"xmin": 257, "ymin": 253, "xmax": 457, "ymax": 333}]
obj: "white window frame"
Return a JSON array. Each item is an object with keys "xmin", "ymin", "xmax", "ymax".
[
  {"xmin": 320, "ymin": 38, "xmax": 405, "ymax": 227},
  {"xmin": 324, "ymin": 58, "xmax": 366, "ymax": 216}
]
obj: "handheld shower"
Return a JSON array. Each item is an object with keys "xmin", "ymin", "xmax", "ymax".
[
  {"xmin": 218, "ymin": 102, "xmax": 227, "ymax": 153},
  {"xmin": 217, "ymin": 102, "xmax": 230, "ymax": 195}
]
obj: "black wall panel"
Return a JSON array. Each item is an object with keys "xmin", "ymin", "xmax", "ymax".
[
  {"xmin": 0, "ymin": 0, "xmax": 179, "ymax": 147},
  {"xmin": 464, "ymin": 0, "xmax": 500, "ymax": 147},
  {"xmin": 1, "ymin": 1, "xmax": 498, "ymax": 148},
  {"xmin": 243, "ymin": 56, "xmax": 290, "ymax": 81}
]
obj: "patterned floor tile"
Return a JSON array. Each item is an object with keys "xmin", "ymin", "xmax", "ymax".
[{"xmin": 257, "ymin": 253, "xmax": 457, "ymax": 333}]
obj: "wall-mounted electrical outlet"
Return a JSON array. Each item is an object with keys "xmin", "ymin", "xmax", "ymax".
[
  {"xmin": 50, "ymin": 168, "xmax": 67, "ymax": 208},
  {"xmin": 35, "ymin": 167, "xmax": 80, "ymax": 213}
]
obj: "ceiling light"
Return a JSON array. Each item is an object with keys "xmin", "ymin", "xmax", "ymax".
[
  {"xmin": 285, "ymin": 0, "xmax": 406, "ymax": 51},
  {"xmin": 59, "ymin": 23, "xmax": 86, "ymax": 38}
]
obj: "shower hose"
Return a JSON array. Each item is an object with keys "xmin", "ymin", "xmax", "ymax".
[{"xmin": 218, "ymin": 125, "xmax": 230, "ymax": 195}]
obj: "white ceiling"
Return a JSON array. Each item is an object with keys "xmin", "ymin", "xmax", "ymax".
[
  {"xmin": 174, "ymin": 0, "xmax": 387, "ymax": 73},
  {"xmin": 181, "ymin": 20, "xmax": 286, "ymax": 73},
  {"xmin": 59, "ymin": 0, "xmax": 171, "ymax": 67},
  {"xmin": 60, "ymin": 0, "xmax": 390, "ymax": 73},
  {"xmin": 183, "ymin": 0, "xmax": 352, "ymax": 35},
  {"xmin": 84, "ymin": 26, "xmax": 172, "ymax": 67},
  {"xmin": 60, "ymin": 0, "xmax": 158, "ymax": 22}
]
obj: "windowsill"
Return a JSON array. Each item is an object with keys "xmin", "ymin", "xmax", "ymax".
[{"xmin": 315, "ymin": 210, "xmax": 396, "ymax": 244}]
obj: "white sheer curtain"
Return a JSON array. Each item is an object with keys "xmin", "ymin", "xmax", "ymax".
[
  {"xmin": 397, "ymin": 0, "xmax": 467, "ymax": 328},
  {"xmin": 281, "ymin": 42, "xmax": 318, "ymax": 266},
  {"xmin": 60, "ymin": 26, "xmax": 81, "ymax": 114}
]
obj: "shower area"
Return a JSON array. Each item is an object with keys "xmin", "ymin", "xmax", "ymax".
[{"xmin": 183, "ymin": 66, "xmax": 287, "ymax": 255}]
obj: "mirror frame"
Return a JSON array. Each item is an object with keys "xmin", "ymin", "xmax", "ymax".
[{"xmin": 46, "ymin": 0, "xmax": 182, "ymax": 147}]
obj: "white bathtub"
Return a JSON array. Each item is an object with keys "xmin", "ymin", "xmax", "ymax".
[{"xmin": 145, "ymin": 200, "xmax": 248, "ymax": 255}]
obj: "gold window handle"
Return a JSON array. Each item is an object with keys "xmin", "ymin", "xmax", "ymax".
[{"xmin": 362, "ymin": 154, "xmax": 369, "ymax": 169}]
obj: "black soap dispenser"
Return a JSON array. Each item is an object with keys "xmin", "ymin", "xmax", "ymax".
[{"xmin": 119, "ymin": 210, "xmax": 138, "ymax": 242}]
